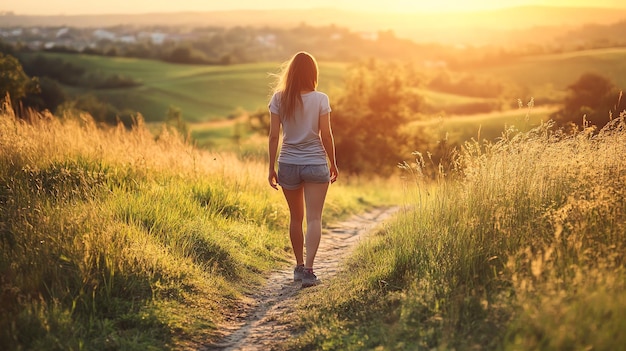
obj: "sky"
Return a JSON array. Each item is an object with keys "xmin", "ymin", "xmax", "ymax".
[{"xmin": 2, "ymin": 0, "xmax": 625, "ymax": 15}]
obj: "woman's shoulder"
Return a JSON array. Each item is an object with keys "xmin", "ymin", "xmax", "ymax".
[
  {"xmin": 269, "ymin": 91, "xmax": 282, "ymax": 105},
  {"xmin": 312, "ymin": 91, "xmax": 330, "ymax": 100}
]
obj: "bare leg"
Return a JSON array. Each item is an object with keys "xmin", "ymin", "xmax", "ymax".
[
  {"xmin": 303, "ymin": 182, "xmax": 330, "ymax": 269},
  {"xmin": 282, "ymin": 187, "xmax": 305, "ymax": 265}
]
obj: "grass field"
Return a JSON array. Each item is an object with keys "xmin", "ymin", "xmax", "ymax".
[
  {"xmin": 25, "ymin": 52, "xmax": 347, "ymax": 122},
  {"xmin": 406, "ymin": 104, "xmax": 556, "ymax": 146},
  {"xmin": 20, "ymin": 48, "xmax": 626, "ymax": 151},
  {"xmin": 285, "ymin": 113, "xmax": 626, "ymax": 350},
  {"xmin": 0, "ymin": 104, "xmax": 401, "ymax": 350},
  {"xmin": 29, "ymin": 48, "xmax": 626, "ymax": 127},
  {"xmin": 477, "ymin": 47, "xmax": 626, "ymax": 97},
  {"xmin": 5, "ymin": 47, "xmax": 626, "ymax": 350}
]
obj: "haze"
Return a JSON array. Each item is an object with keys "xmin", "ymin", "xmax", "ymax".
[{"xmin": 3, "ymin": 0, "xmax": 625, "ymax": 15}]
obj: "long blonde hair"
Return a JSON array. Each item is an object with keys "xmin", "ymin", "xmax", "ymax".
[{"xmin": 272, "ymin": 51, "xmax": 319, "ymax": 120}]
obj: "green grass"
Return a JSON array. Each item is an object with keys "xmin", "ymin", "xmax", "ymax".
[
  {"xmin": 0, "ymin": 105, "xmax": 400, "ymax": 350},
  {"xmin": 406, "ymin": 104, "xmax": 556, "ymax": 147},
  {"xmin": 477, "ymin": 47, "xmax": 626, "ymax": 96},
  {"xmin": 6, "ymin": 47, "xmax": 626, "ymax": 350},
  {"xmin": 25, "ymin": 52, "xmax": 347, "ymax": 123},
  {"xmin": 23, "ymin": 48, "xmax": 626, "ymax": 153},
  {"xmin": 27, "ymin": 47, "xmax": 626, "ymax": 127},
  {"xmin": 283, "ymin": 114, "xmax": 626, "ymax": 350},
  {"xmin": 418, "ymin": 88, "xmax": 496, "ymax": 109}
]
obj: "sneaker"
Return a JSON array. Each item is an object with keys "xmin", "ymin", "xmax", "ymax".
[
  {"xmin": 294, "ymin": 265, "xmax": 305, "ymax": 281},
  {"xmin": 301, "ymin": 268, "xmax": 320, "ymax": 288}
]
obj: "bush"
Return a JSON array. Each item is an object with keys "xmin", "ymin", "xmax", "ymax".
[
  {"xmin": 552, "ymin": 72, "xmax": 624, "ymax": 128},
  {"xmin": 0, "ymin": 53, "xmax": 39, "ymax": 105},
  {"xmin": 332, "ymin": 59, "xmax": 425, "ymax": 175}
]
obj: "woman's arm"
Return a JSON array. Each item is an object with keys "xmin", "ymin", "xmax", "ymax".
[
  {"xmin": 319, "ymin": 112, "xmax": 338, "ymax": 183},
  {"xmin": 268, "ymin": 112, "xmax": 281, "ymax": 189}
]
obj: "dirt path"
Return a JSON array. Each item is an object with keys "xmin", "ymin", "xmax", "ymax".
[{"xmin": 203, "ymin": 206, "xmax": 400, "ymax": 351}]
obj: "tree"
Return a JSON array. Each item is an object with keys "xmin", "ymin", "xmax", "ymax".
[
  {"xmin": 22, "ymin": 76, "xmax": 66, "ymax": 112},
  {"xmin": 331, "ymin": 59, "xmax": 424, "ymax": 175},
  {"xmin": 0, "ymin": 53, "xmax": 39, "ymax": 107},
  {"xmin": 166, "ymin": 46, "xmax": 208, "ymax": 64},
  {"xmin": 247, "ymin": 108, "xmax": 270, "ymax": 134},
  {"xmin": 552, "ymin": 72, "xmax": 623, "ymax": 128},
  {"xmin": 57, "ymin": 94, "xmax": 119, "ymax": 125}
]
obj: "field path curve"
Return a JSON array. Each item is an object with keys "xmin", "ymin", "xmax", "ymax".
[{"xmin": 202, "ymin": 206, "xmax": 400, "ymax": 351}]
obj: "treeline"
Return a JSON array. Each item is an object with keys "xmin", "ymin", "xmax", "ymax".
[
  {"xmin": 23, "ymin": 54, "xmax": 141, "ymax": 89},
  {"xmin": 0, "ymin": 49, "xmax": 139, "ymax": 125},
  {"xmin": 0, "ymin": 39, "xmax": 139, "ymax": 90},
  {"xmin": 1, "ymin": 24, "xmax": 450, "ymax": 65},
  {"xmin": 7, "ymin": 22, "xmax": 625, "ymax": 69}
]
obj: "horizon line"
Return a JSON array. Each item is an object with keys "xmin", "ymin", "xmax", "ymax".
[{"xmin": 3, "ymin": 4, "xmax": 626, "ymax": 17}]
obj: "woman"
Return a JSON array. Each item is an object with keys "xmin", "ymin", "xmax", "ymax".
[{"xmin": 268, "ymin": 51, "xmax": 338, "ymax": 288}]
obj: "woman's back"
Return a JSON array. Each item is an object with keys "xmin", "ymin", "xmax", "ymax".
[{"xmin": 269, "ymin": 90, "xmax": 331, "ymax": 165}]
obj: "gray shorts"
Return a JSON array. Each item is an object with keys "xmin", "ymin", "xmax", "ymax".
[{"xmin": 278, "ymin": 163, "xmax": 330, "ymax": 190}]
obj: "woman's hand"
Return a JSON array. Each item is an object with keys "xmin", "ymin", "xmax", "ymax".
[
  {"xmin": 268, "ymin": 169, "xmax": 279, "ymax": 190},
  {"xmin": 330, "ymin": 164, "xmax": 338, "ymax": 184}
]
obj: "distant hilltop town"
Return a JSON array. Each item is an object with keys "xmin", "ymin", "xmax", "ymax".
[
  {"xmin": 1, "ymin": 25, "xmax": 220, "ymax": 51},
  {"xmin": 0, "ymin": 22, "xmax": 390, "ymax": 65}
]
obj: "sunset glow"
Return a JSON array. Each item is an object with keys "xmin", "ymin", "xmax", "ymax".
[{"xmin": 2, "ymin": 0, "xmax": 625, "ymax": 15}]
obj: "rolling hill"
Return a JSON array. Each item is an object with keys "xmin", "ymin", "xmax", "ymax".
[
  {"xmin": 24, "ymin": 46, "xmax": 626, "ymax": 125},
  {"xmin": 27, "ymin": 52, "xmax": 346, "ymax": 122},
  {"xmin": 476, "ymin": 47, "xmax": 626, "ymax": 95},
  {"xmin": 13, "ymin": 46, "xmax": 626, "ymax": 150}
]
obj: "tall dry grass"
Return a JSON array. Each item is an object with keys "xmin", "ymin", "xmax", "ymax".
[
  {"xmin": 0, "ymin": 102, "xmax": 280, "ymax": 350},
  {"xmin": 0, "ymin": 100, "xmax": 397, "ymax": 350},
  {"xmin": 288, "ymin": 111, "xmax": 626, "ymax": 350}
]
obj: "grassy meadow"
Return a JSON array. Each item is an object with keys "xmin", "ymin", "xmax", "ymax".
[
  {"xmin": 4, "ymin": 45, "xmax": 626, "ymax": 351},
  {"xmin": 22, "ymin": 52, "xmax": 347, "ymax": 122},
  {"xmin": 36, "ymin": 48, "xmax": 626, "ymax": 116},
  {"xmin": 26, "ymin": 48, "xmax": 626, "ymax": 150},
  {"xmin": 283, "ymin": 113, "xmax": 626, "ymax": 350},
  {"xmin": 406, "ymin": 104, "xmax": 556, "ymax": 148},
  {"xmin": 0, "ymin": 103, "xmax": 399, "ymax": 350},
  {"xmin": 475, "ymin": 47, "xmax": 626, "ymax": 97}
]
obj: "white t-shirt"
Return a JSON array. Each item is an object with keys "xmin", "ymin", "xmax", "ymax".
[{"xmin": 269, "ymin": 91, "xmax": 332, "ymax": 165}]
